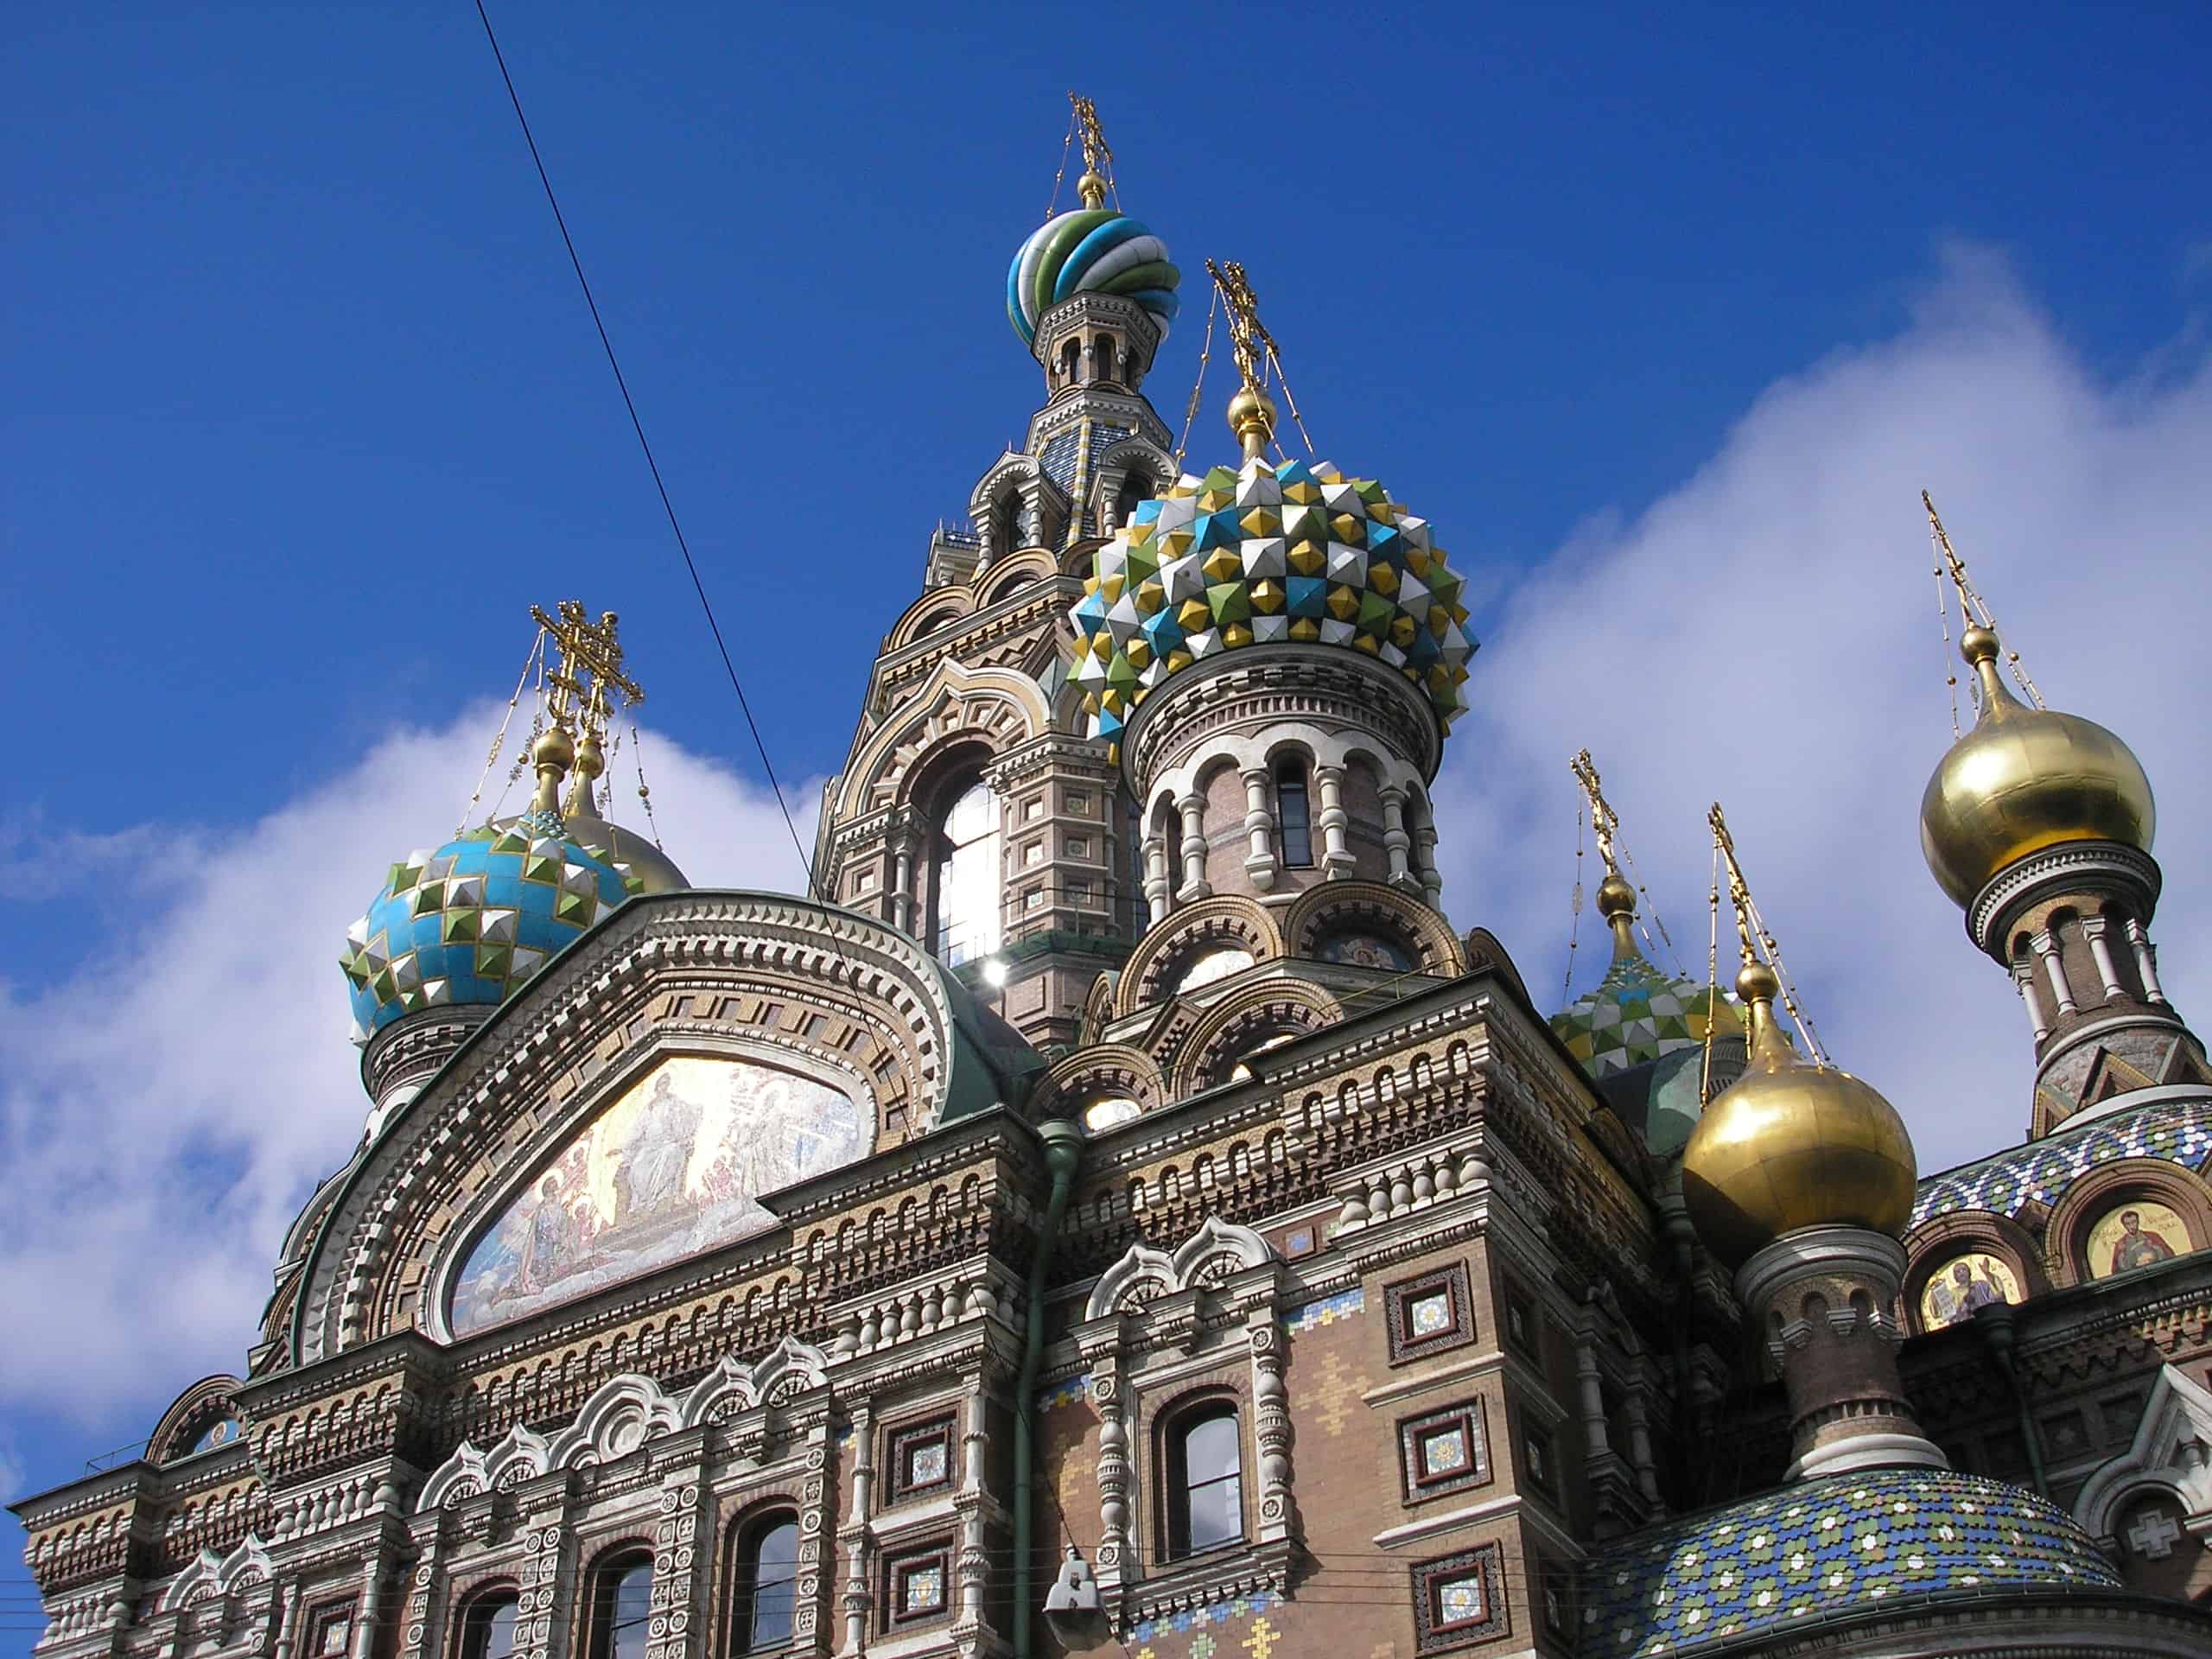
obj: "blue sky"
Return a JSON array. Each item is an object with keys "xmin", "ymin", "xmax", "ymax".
[{"xmin": 5, "ymin": 3, "xmax": 2210, "ymax": 1644}]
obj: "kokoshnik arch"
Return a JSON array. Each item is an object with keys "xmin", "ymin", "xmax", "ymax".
[{"xmin": 14, "ymin": 95, "xmax": 2212, "ymax": 1659}]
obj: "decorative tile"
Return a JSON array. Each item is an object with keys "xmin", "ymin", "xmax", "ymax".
[
  {"xmin": 1282, "ymin": 1287, "xmax": 1364, "ymax": 1333},
  {"xmin": 1912, "ymin": 1096, "xmax": 2212, "ymax": 1228},
  {"xmin": 1385, "ymin": 1263, "xmax": 1472, "ymax": 1364},
  {"xmin": 1397, "ymin": 1398, "xmax": 1490, "ymax": 1503},
  {"xmin": 1411, "ymin": 1543, "xmax": 1508, "ymax": 1651},
  {"xmin": 887, "ymin": 1415, "xmax": 956, "ymax": 1501},
  {"xmin": 1575, "ymin": 1468, "xmax": 2120, "ymax": 1659},
  {"xmin": 1038, "ymin": 1372, "xmax": 1093, "ymax": 1413},
  {"xmin": 882, "ymin": 1540, "xmax": 954, "ymax": 1630},
  {"xmin": 1128, "ymin": 1588, "xmax": 1281, "ymax": 1643}
]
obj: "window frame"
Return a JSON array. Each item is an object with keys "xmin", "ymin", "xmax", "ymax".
[
  {"xmin": 928, "ymin": 775, "xmax": 1003, "ymax": 968},
  {"xmin": 885, "ymin": 1414, "xmax": 957, "ymax": 1503},
  {"xmin": 451, "ymin": 1592, "xmax": 519, "ymax": 1659},
  {"xmin": 1161, "ymin": 1398, "xmax": 1246, "ymax": 1561},
  {"xmin": 725, "ymin": 1510, "xmax": 801, "ymax": 1656},
  {"xmin": 1396, "ymin": 1398, "xmax": 1491, "ymax": 1503},
  {"xmin": 1274, "ymin": 759, "xmax": 1314, "ymax": 868},
  {"xmin": 582, "ymin": 1548, "xmax": 655, "ymax": 1659},
  {"xmin": 879, "ymin": 1538, "xmax": 956, "ymax": 1631},
  {"xmin": 1410, "ymin": 1543, "xmax": 1509, "ymax": 1652}
]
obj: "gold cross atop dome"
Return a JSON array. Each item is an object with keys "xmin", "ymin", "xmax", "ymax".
[
  {"xmin": 1571, "ymin": 748, "xmax": 1639, "ymax": 958},
  {"xmin": 1205, "ymin": 257, "xmax": 1281, "ymax": 461},
  {"xmin": 1070, "ymin": 92, "xmax": 1112, "ymax": 209},
  {"xmin": 531, "ymin": 600, "xmax": 645, "ymax": 747}
]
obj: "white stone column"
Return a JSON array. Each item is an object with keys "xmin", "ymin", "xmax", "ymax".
[
  {"xmin": 1247, "ymin": 1309, "xmax": 1295, "ymax": 1544},
  {"xmin": 1624, "ymin": 1391, "xmax": 1662, "ymax": 1507},
  {"xmin": 1142, "ymin": 833, "xmax": 1171, "ymax": 924},
  {"xmin": 1176, "ymin": 792, "xmax": 1211, "ymax": 902},
  {"xmin": 891, "ymin": 840, "xmax": 915, "ymax": 937},
  {"xmin": 1573, "ymin": 1338, "xmax": 1611, "ymax": 1461},
  {"xmin": 1240, "ymin": 767, "xmax": 1277, "ymax": 892},
  {"xmin": 1090, "ymin": 1357, "xmax": 1131, "ymax": 1597},
  {"xmin": 2032, "ymin": 931, "xmax": 2077, "ymax": 1017},
  {"xmin": 840, "ymin": 1408, "xmax": 874, "ymax": 1656},
  {"xmin": 2081, "ymin": 915, "xmax": 2127, "ymax": 1002},
  {"xmin": 2126, "ymin": 918, "xmax": 2170, "ymax": 1004},
  {"xmin": 1414, "ymin": 820, "xmax": 1443, "ymax": 906},
  {"xmin": 1380, "ymin": 785, "xmax": 1415, "ymax": 890},
  {"xmin": 1314, "ymin": 764, "xmax": 1354, "ymax": 879},
  {"xmin": 2012, "ymin": 959, "xmax": 2051, "ymax": 1044}
]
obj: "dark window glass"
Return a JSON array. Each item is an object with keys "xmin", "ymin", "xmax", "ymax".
[
  {"xmin": 460, "ymin": 1597, "xmax": 518, "ymax": 1659},
  {"xmin": 739, "ymin": 1519, "xmax": 799, "ymax": 1651},
  {"xmin": 588, "ymin": 1559, "xmax": 652, "ymax": 1659},
  {"xmin": 1168, "ymin": 1407, "xmax": 1243, "ymax": 1558},
  {"xmin": 1115, "ymin": 472, "xmax": 1153, "ymax": 528},
  {"xmin": 1276, "ymin": 762, "xmax": 1313, "ymax": 867}
]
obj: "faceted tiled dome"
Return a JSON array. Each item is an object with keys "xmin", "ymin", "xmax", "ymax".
[
  {"xmin": 1553, "ymin": 951, "xmax": 1743, "ymax": 1079},
  {"xmin": 1577, "ymin": 1469, "xmax": 2119, "ymax": 1659},
  {"xmin": 1067, "ymin": 458, "xmax": 1477, "ymax": 743},
  {"xmin": 340, "ymin": 809, "xmax": 636, "ymax": 1044},
  {"xmin": 1007, "ymin": 207, "xmax": 1179, "ymax": 345}
]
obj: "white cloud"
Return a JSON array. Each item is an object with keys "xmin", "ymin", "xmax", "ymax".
[
  {"xmin": 1437, "ymin": 244, "xmax": 2212, "ymax": 1176},
  {"xmin": 0, "ymin": 710, "xmax": 813, "ymax": 1425}
]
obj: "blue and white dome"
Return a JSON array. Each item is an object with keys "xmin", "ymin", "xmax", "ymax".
[
  {"xmin": 340, "ymin": 809, "xmax": 636, "ymax": 1045},
  {"xmin": 1007, "ymin": 208, "xmax": 1179, "ymax": 346}
]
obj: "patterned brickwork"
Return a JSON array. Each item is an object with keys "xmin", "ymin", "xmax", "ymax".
[{"xmin": 1912, "ymin": 1095, "xmax": 2212, "ymax": 1228}]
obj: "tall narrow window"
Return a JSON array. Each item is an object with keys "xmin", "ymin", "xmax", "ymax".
[
  {"xmin": 1167, "ymin": 1405, "xmax": 1243, "ymax": 1558},
  {"xmin": 1115, "ymin": 471, "xmax": 1154, "ymax": 529},
  {"xmin": 1092, "ymin": 335, "xmax": 1118, "ymax": 383},
  {"xmin": 587, "ymin": 1554, "xmax": 652, "ymax": 1659},
  {"xmin": 729, "ymin": 1515, "xmax": 800, "ymax": 1652},
  {"xmin": 1276, "ymin": 760, "xmax": 1313, "ymax": 868},
  {"xmin": 931, "ymin": 780, "xmax": 1002, "ymax": 967},
  {"xmin": 1058, "ymin": 338, "xmax": 1081, "ymax": 385},
  {"xmin": 458, "ymin": 1594, "xmax": 520, "ymax": 1659}
]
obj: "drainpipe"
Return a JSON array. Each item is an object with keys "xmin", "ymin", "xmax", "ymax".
[
  {"xmin": 1974, "ymin": 1302, "xmax": 2048, "ymax": 1496},
  {"xmin": 1014, "ymin": 1119, "xmax": 1084, "ymax": 1659}
]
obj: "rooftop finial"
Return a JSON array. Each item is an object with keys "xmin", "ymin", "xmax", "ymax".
[
  {"xmin": 1206, "ymin": 257, "xmax": 1279, "ymax": 461},
  {"xmin": 1708, "ymin": 804, "xmax": 1829, "ymax": 1065},
  {"xmin": 1923, "ymin": 490, "xmax": 2045, "ymax": 713},
  {"xmin": 530, "ymin": 601, "xmax": 645, "ymax": 821},
  {"xmin": 1570, "ymin": 748, "xmax": 1639, "ymax": 958},
  {"xmin": 1070, "ymin": 92, "xmax": 1111, "ymax": 209}
]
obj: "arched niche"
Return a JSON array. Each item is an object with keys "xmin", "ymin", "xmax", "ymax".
[
  {"xmin": 1900, "ymin": 1211, "xmax": 2048, "ymax": 1336},
  {"xmin": 2043, "ymin": 1156, "xmax": 2212, "ymax": 1288},
  {"xmin": 1116, "ymin": 896, "xmax": 1281, "ymax": 1020}
]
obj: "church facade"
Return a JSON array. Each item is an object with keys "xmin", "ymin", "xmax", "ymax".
[{"xmin": 14, "ymin": 106, "xmax": 2212, "ymax": 1659}]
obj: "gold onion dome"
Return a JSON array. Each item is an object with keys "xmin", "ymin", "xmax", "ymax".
[
  {"xmin": 1919, "ymin": 625, "xmax": 2153, "ymax": 908},
  {"xmin": 1680, "ymin": 963, "xmax": 1918, "ymax": 1268},
  {"xmin": 532, "ymin": 727, "xmax": 690, "ymax": 895}
]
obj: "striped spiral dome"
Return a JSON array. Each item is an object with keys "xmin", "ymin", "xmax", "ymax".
[{"xmin": 1007, "ymin": 208, "xmax": 1179, "ymax": 345}]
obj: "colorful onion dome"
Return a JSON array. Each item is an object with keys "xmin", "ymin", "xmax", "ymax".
[
  {"xmin": 1920, "ymin": 625, "xmax": 2153, "ymax": 908},
  {"xmin": 1553, "ymin": 879, "xmax": 1744, "ymax": 1080},
  {"xmin": 1007, "ymin": 208, "xmax": 1179, "ymax": 346},
  {"xmin": 1681, "ymin": 963, "xmax": 1918, "ymax": 1268},
  {"xmin": 340, "ymin": 807, "xmax": 637, "ymax": 1045},
  {"xmin": 1066, "ymin": 458, "xmax": 1478, "ymax": 744}
]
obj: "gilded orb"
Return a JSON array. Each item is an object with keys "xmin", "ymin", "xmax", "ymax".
[
  {"xmin": 1919, "ymin": 626, "xmax": 2153, "ymax": 908},
  {"xmin": 1595, "ymin": 871, "xmax": 1637, "ymax": 920},
  {"xmin": 1226, "ymin": 385, "xmax": 1278, "ymax": 450},
  {"xmin": 1681, "ymin": 963, "xmax": 1918, "ymax": 1269}
]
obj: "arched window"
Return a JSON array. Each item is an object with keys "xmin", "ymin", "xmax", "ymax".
[
  {"xmin": 1092, "ymin": 334, "xmax": 1118, "ymax": 384},
  {"xmin": 1115, "ymin": 470, "xmax": 1154, "ymax": 530},
  {"xmin": 989, "ymin": 491, "xmax": 1023, "ymax": 561},
  {"xmin": 1166, "ymin": 1403, "xmax": 1243, "ymax": 1558},
  {"xmin": 1275, "ymin": 760, "xmax": 1313, "ymax": 868},
  {"xmin": 457, "ymin": 1592, "xmax": 520, "ymax": 1659},
  {"xmin": 586, "ymin": 1553, "xmax": 653, "ymax": 1659},
  {"xmin": 931, "ymin": 779, "xmax": 1002, "ymax": 967},
  {"xmin": 1058, "ymin": 338, "xmax": 1081, "ymax": 386},
  {"xmin": 727, "ymin": 1513, "xmax": 800, "ymax": 1653}
]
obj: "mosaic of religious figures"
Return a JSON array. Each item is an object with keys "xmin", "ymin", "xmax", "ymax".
[
  {"xmin": 2087, "ymin": 1200, "xmax": 2189, "ymax": 1279},
  {"xmin": 1917, "ymin": 1252, "xmax": 2018, "ymax": 1329},
  {"xmin": 449, "ymin": 1055, "xmax": 867, "ymax": 1336}
]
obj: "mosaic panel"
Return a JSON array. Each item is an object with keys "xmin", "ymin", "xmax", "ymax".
[
  {"xmin": 449, "ymin": 1055, "xmax": 866, "ymax": 1337},
  {"xmin": 1038, "ymin": 1373, "xmax": 1094, "ymax": 1413},
  {"xmin": 1918, "ymin": 1253, "xmax": 2019, "ymax": 1330},
  {"xmin": 1128, "ymin": 1588, "xmax": 1281, "ymax": 1645},
  {"xmin": 2087, "ymin": 1198, "xmax": 2190, "ymax": 1277},
  {"xmin": 1912, "ymin": 1095, "xmax": 2212, "ymax": 1228},
  {"xmin": 1575, "ymin": 1469, "xmax": 2120, "ymax": 1659},
  {"xmin": 1282, "ymin": 1287, "xmax": 1365, "ymax": 1333}
]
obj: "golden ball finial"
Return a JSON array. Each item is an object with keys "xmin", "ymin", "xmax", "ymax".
[
  {"xmin": 532, "ymin": 724, "xmax": 575, "ymax": 772},
  {"xmin": 1077, "ymin": 168, "xmax": 1108, "ymax": 209},
  {"xmin": 1919, "ymin": 624, "xmax": 2154, "ymax": 908},
  {"xmin": 1227, "ymin": 385, "xmax": 1277, "ymax": 461},
  {"xmin": 1681, "ymin": 969, "xmax": 1917, "ymax": 1268},
  {"xmin": 1596, "ymin": 871, "xmax": 1637, "ymax": 921}
]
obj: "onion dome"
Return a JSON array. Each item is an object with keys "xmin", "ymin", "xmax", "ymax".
[
  {"xmin": 1553, "ymin": 874, "xmax": 1743, "ymax": 1078},
  {"xmin": 1066, "ymin": 457, "xmax": 1478, "ymax": 744},
  {"xmin": 340, "ymin": 728, "xmax": 639, "ymax": 1046},
  {"xmin": 1920, "ymin": 625, "xmax": 2154, "ymax": 908},
  {"xmin": 1007, "ymin": 207, "xmax": 1179, "ymax": 346},
  {"xmin": 1681, "ymin": 963, "xmax": 1918, "ymax": 1268}
]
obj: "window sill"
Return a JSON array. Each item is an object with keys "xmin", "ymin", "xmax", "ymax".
[{"xmin": 1119, "ymin": 1538, "xmax": 1294, "ymax": 1630}]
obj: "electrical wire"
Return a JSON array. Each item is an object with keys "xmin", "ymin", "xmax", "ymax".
[{"xmin": 470, "ymin": 0, "xmax": 817, "ymax": 898}]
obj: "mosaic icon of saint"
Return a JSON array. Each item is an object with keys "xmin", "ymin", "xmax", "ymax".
[
  {"xmin": 1927, "ymin": 1258, "xmax": 2005, "ymax": 1327},
  {"xmin": 612, "ymin": 1072, "xmax": 702, "ymax": 1225},
  {"xmin": 2109, "ymin": 1209, "xmax": 2178, "ymax": 1274},
  {"xmin": 516, "ymin": 1172, "xmax": 578, "ymax": 1294}
]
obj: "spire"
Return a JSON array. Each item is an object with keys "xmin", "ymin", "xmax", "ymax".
[
  {"xmin": 1570, "ymin": 747, "xmax": 1642, "ymax": 963},
  {"xmin": 1205, "ymin": 257, "xmax": 1280, "ymax": 462},
  {"xmin": 1070, "ymin": 92, "xmax": 1111, "ymax": 210}
]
